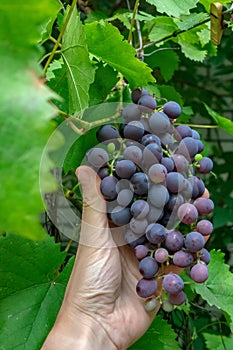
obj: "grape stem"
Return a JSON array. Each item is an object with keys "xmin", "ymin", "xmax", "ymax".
[
  {"xmin": 175, "ymin": 123, "xmax": 219, "ymax": 129},
  {"xmin": 128, "ymin": 0, "xmax": 140, "ymax": 44}
]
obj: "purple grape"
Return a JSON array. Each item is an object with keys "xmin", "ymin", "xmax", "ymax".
[
  {"xmin": 177, "ymin": 203, "xmax": 199, "ymax": 224},
  {"xmin": 130, "ymin": 217, "xmax": 148, "ymax": 235},
  {"xmin": 123, "ymin": 145, "xmax": 143, "ymax": 164},
  {"xmin": 177, "ymin": 137, "xmax": 199, "ymax": 159},
  {"xmin": 109, "ymin": 206, "xmax": 132, "ymax": 226},
  {"xmin": 197, "ymin": 219, "xmax": 213, "ymax": 236},
  {"xmin": 86, "ymin": 147, "xmax": 109, "ymax": 168},
  {"xmin": 194, "ymin": 198, "xmax": 214, "ymax": 215},
  {"xmin": 115, "ymin": 159, "xmax": 136, "ymax": 179},
  {"xmin": 117, "ymin": 189, "xmax": 134, "ymax": 206},
  {"xmin": 160, "ymin": 132, "xmax": 174, "ymax": 148},
  {"xmin": 160, "ymin": 157, "xmax": 174, "ymax": 172},
  {"xmin": 174, "ymin": 125, "xmax": 192, "ymax": 140},
  {"xmin": 138, "ymin": 95, "xmax": 157, "ymax": 110},
  {"xmin": 145, "ymin": 223, "xmax": 167, "ymax": 244},
  {"xmin": 190, "ymin": 263, "xmax": 208, "ymax": 283},
  {"xmin": 141, "ymin": 134, "xmax": 161, "ymax": 147},
  {"xmin": 135, "ymin": 245, "xmax": 149, "ymax": 260},
  {"xmin": 171, "ymin": 154, "xmax": 189, "ymax": 173},
  {"xmin": 97, "ymin": 167, "xmax": 109, "ymax": 179},
  {"xmin": 189, "ymin": 176, "xmax": 205, "ymax": 200},
  {"xmin": 197, "ymin": 157, "xmax": 213, "ymax": 174},
  {"xmin": 139, "ymin": 256, "xmax": 159, "ymax": 278},
  {"xmin": 147, "ymin": 205, "xmax": 164, "ymax": 223},
  {"xmin": 149, "ymin": 112, "xmax": 171, "ymax": 135},
  {"xmin": 131, "ymin": 88, "xmax": 143, "ymax": 104},
  {"xmin": 154, "ymin": 248, "xmax": 169, "ymax": 263},
  {"xmin": 96, "ymin": 124, "xmax": 119, "ymax": 143},
  {"xmin": 123, "ymin": 121, "xmax": 144, "ymax": 141},
  {"xmin": 173, "ymin": 250, "xmax": 194, "ymax": 267},
  {"xmin": 148, "ymin": 163, "xmax": 167, "ymax": 184},
  {"xmin": 168, "ymin": 291, "xmax": 187, "ymax": 305},
  {"xmin": 143, "ymin": 143, "xmax": 163, "ymax": 167},
  {"xmin": 130, "ymin": 172, "xmax": 148, "ymax": 195},
  {"xmin": 166, "ymin": 172, "xmax": 187, "ymax": 193},
  {"xmin": 199, "ymin": 248, "xmax": 210, "ymax": 264},
  {"xmin": 191, "ymin": 129, "xmax": 201, "ymax": 140},
  {"xmin": 185, "ymin": 231, "xmax": 205, "ymax": 252},
  {"xmin": 166, "ymin": 194, "xmax": 184, "ymax": 212},
  {"xmin": 136, "ymin": 278, "xmax": 158, "ymax": 298},
  {"xmin": 162, "ymin": 273, "xmax": 184, "ymax": 294},
  {"xmin": 197, "ymin": 140, "xmax": 204, "ymax": 152},
  {"xmin": 148, "ymin": 184, "xmax": 169, "ymax": 208},
  {"xmin": 131, "ymin": 199, "xmax": 150, "ymax": 219},
  {"xmin": 165, "ymin": 230, "xmax": 184, "ymax": 252},
  {"xmin": 163, "ymin": 101, "xmax": 181, "ymax": 119},
  {"xmin": 122, "ymin": 104, "xmax": 141, "ymax": 122},
  {"xmin": 124, "ymin": 229, "xmax": 146, "ymax": 247},
  {"xmin": 116, "ymin": 179, "xmax": 133, "ymax": 193},
  {"xmin": 100, "ymin": 176, "xmax": 118, "ymax": 200}
]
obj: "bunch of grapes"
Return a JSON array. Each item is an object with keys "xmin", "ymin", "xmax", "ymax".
[{"xmin": 84, "ymin": 88, "xmax": 214, "ymax": 311}]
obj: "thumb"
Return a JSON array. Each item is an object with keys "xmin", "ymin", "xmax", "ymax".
[{"xmin": 75, "ymin": 165, "xmax": 113, "ymax": 248}]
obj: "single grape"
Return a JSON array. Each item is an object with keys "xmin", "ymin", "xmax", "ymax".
[
  {"xmin": 163, "ymin": 101, "xmax": 181, "ymax": 119},
  {"xmin": 189, "ymin": 176, "xmax": 205, "ymax": 200},
  {"xmin": 168, "ymin": 291, "xmax": 187, "ymax": 305},
  {"xmin": 130, "ymin": 172, "xmax": 149, "ymax": 195},
  {"xmin": 174, "ymin": 125, "xmax": 192, "ymax": 140},
  {"xmin": 130, "ymin": 217, "xmax": 148, "ymax": 235},
  {"xmin": 139, "ymin": 256, "xmax": 159, "ymax": 278},
  {"xmin": 123, "ymin": 145, "xmax": 143, "ymax": 164},
  {"xmin": 135, "ymin": 244, "xmax": 149, "ymax": 260},
  {"xmin": 123, "ymin": 121, "xmax": 144, "ymax": 141},
  {"xmin": 96, "ymin": 124, "xmax": 119, "ymax": 143},
  {"xmin": 160, "ymin": 132, "xmax": 174, "ymax": 148},
  {"xmin": 148, "ymin": 163, "xmax": 167, "ymax": 184},
  {"xmin": 197, "ymin": 140, "xmax": 204, "ymax": 152},
  {"xmin": 196, "ymin": 157, "xmax": 213, "ymax": 174},
  {"xmin": 176, "ymin": 137, "xmax": 199, "ymax": 159},
  {"xmin": 194, "ymin": 198, "xmax": 214, "ymax": 215},
  {"xmin": 190, "ymin": 263, "xmax": 208, "ymax": 283},
  {"xmin": 149, "ymin": 112, "xmax": 171, "ymax": 135},
  {"xmin": 166, "ymin": 194, "xmax": 184, "ymax": 212},
  {"xmin": 197, "ymin": 219, "xmax": 213, "ymax": 236},
  {"xmin": 173, "ymin": 250, "xmax": 194, "ymax": 267},
  {"xmin": 154, "ymin": 248, "xmax": 169, "ymax": 263},
  {"xmin": 148, "ymin": 184, "xmax": 169, "ymax": 208},
  {"xmin": 131, "ymin": 199, "xmax": 150, "ymax": 219},
  {"xmin": 160, "ymin": 157, "xmax": 174, "ymax": 172},
  {"xmin": 142, "ymin": 143, "xmax": 163, "ymax": 167},
  {"xmin": 145, "ymin": 223, "xmax": 167, "ymax": 244},
  {"xmin": 131, "ymin": 88, "xmax": 143, "ymax": 104},
  {"xmin": 141, "ymin": 134, "xmax": 161, "ymax": 147},
  {"xmin": 136, "ymin": 278, "xmax": 158, "ymax": 298},
  {"xmin": 138, "ymin": 95, "xmax": 157, "ymax": 110},
  {"xmin": 166, "ymin": 172, "xmax": 187, "ymax": 194},
  {"xmin": 97, "ymin": 167, "xmax": 109, "ymax": 179},
  {"xmin": 86, "ymin": 147, "xmax": 109, "ymax": 168},
  {"xmin": 115, "ymin": 159, "xmax": 136, "ymax": 179},
  {"xmin": 162, "ymin": 273, "xmax": 184, "ymax": 294},
  {"xmin": 122, "ymin": 104, "xmax": 141, "ymax": 122},
  {"xmin": 192, "ymin": 129, "xmax": 201, "ymax": 140},
  {"xmin": 194, "ymin": 153, "xmax": 203, "ymax": 162},
  {"xmin": 171, "ymin": 154, "xmax": 189, "ymax": 173},
  {"xmin": 144, "ymin": 297, "xmax": 158, "ymax": 311},
  {"xmin": 165, "ymin": 230, "xmax": 184, "ymax": 252},
  {"xmin": 199, "ymin": 248, "xmax": 210, "ymax": 264},
  {"xmin": 117, "ymin": 189, "xmax": 134, "ymax": 207},
  {"xmin": 109, "ymin": 206, "xmax": 132, "ymax": 226},
  {"xmin": 162, "ymin": 300, "xmax": 174, "ymax": 312},
  {"xmin": 185, "ymin": 231, "xmax": 205, "ymax": 252},
  {"xmin": 100, "ymin": 176, "xmax": 118, "ymax": 200},
  {"xmin": 177, "ymin": 203, "xmax": 199, "ymax": 224}
]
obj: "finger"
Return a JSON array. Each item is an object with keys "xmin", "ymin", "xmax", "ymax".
[{"xmin": 75, "ymin": 165, "xmax": 115, "ymax": 248}]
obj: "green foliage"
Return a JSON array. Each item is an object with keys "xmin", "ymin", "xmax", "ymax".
[
  {"xmin": 194, "ymin": 250, "xmax": 233, "ymax": 331},
  {"xmin": 0, "ymin": 233, "xmax": 73, "ymax": 349},
  {"xmin": 145, "ymin": 0, "xmax": 199, "ymax": 17},
  {"xmin": 204, "ymin": 104, "xmax": 233, "ymax": 135},
  {"xmin": 203, "ymin": 333, "xmax": 233, "ymax": 349}
]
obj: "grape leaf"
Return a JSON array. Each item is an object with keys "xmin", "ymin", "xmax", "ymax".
[
  {"xmin": 129, "ymin": 315, "xmax": 180, "ymax": 350},
  {"xmin": 204, "ymin": 103, "xmax": 233, "ymax": 136},
  {"xmin": 0, "ymin": 233, "xmax": 73, "ymax": 349},
  {"xmin": 203, "ymin": 333, "xmax": 233, "ymax": 350},
  {"xmin": 178, "ymin": 31, "xmax": 207, "ymax": 61},
  {"xmin": 85, "ymin": 20, "xmax": 155, "ymax": 88},
  {"xmin": 149, "ymin": 17, "xmax": 178, "ymax": 43},
  {"xmin": 145, "ymin": 48, "xmax": 179, "ymax": 81},
  {"xmin": 62, "ymin": 7, "xmax": 95, "ymax": 114},
  {"xmin": 194, "ymin": 250, "xmax": 233, "ymax": 331},
  {"xmin": 145, "ymin": 0, "xmax": 199, "ymax": 18},
  {"xmin": 157, "ymin": 85, "xmax": 183, "ymax": 105},
  {"xmin": 174, "ymin": 13, "xmax": 209, "ymax": 31},
  {"xmin": 0, "ymin": 1, "xmax": 63, "ymax": 239},
  {"xmin": 199, "ymin": 0, "xmax": 231, "ymax": 11}
]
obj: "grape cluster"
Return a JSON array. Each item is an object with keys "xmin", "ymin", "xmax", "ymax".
[{"xmin": 85, "ymin": 88, "xmax": 214, "ymax": 311}]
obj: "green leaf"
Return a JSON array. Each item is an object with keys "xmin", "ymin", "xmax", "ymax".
[
  {"xmin": 194, "ymin": 250, "xmax": 233, "ymax": 331},
  {"xmin": 145, "ymin": 48, "xmax": 179, "ymax": 81},
  {"xmin": 204, "ymin": 104, "xmax": 233, "ymax": 136},
  {"xmin": 199, "ymin": 0, "xmax": 231, "ymax": 11},
  {"xmin": 149, "ymin": 17, "xmax": 178, "ymax": 44},
  {"xmin": 157, "ymin": 85, "xmax": 183, "ymax": 105},
  {"xmin": 178, "ymin": 30, "xmax": 207, "ymax": 61},
  {"xmin": 145, "ymin": 0, "xmax": 199, "ymax": 18},
  {"xmin": 129, "ymin": 315, "xmax": 180, "ymax": 350},
  {"xmin": 174, "ymin": 13, "xmax": 209, "ymax": 31},
  {"xmin": 85, "ymin": 20, "xmax": 155, "ymax": 88},
  {"xmin": 203, "ymin": 333, "xmax": 233, "ymax": 350},
  {"xmin": 0, "ymin": 233, "xmax": 73, "ymax": 349},
  {"xmin": 62, "ymin": 7, "xmax": 96, "ymax": 114},
  {"xmin": 89, "ymin": 62, "xmax": 118, "ymax": 106}
]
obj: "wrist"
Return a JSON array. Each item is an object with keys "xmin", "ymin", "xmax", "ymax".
[{"xmin": 41, "ymin": 309, "xmax": 118, "ymax": 350}]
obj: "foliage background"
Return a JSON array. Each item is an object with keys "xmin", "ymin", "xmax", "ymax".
[{"xmin": 0, "ymin": 0, "xmax": 233, "ymax": 349}]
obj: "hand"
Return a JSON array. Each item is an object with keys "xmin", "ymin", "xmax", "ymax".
[{"xmin": 42, "ymin": 165, "xmax": 160, "ymax": 350}]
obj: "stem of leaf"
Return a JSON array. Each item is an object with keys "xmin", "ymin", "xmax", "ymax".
[
  {"xmin": 128, "ymin": 0, "xmax": 140, "ymax": 44},
  {"xmin": 43, "ymin": 0, "xmax": 78, "ymax": 74}
]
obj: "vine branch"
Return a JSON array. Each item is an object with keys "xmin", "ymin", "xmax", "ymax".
[{"xmin": 128, "ymin": 0, "xmax": 140, "ymax": 44}]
